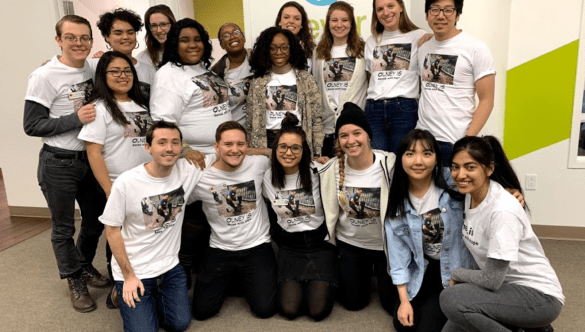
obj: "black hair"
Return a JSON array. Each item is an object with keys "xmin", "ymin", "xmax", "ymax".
[
  {"xmin": 249, "ymin": 27, "xmax": 307, "ymax": 78},
  {"xmin": 86, "ymin": 51, "xmax": 148, "ymax": 126},
  {"xmin": 271, "ymin": 113, "xmax": 312, "ymax": 191},
  {"xmin": 96, "ymin": 8, "xmax": 143, "ymax": 38},
  {"xmin": 215, "ymin": 121, "xmax": 247, "ymax": 142},
  {"xmin": 160, "ymin": 18, "xmax": 213, "ymax": 69},
  {"xmin": 388, "ymin": 129, "xmax": 463, "ymax": 218},
  {"xmin": 146, "ymin": 120, "xmax": 182, "ymax": 145},
  {"xmin": 425, "ymin": 0, "xmax": 464, "ymax": 15},
  {"xmin": 451, "ymin": 136, "xmax": 528, "ymax": 211}
]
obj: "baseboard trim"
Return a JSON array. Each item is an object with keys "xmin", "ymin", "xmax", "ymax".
[
  {"xmin": 10, "ymin": 206, "xmax": 81, "ymax": 219},
  {"xmin": 532, "ymin": 225, "xmax": 585, "ymax": 241}
]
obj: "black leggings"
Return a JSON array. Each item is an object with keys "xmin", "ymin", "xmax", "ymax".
[{"xmin": 278, "ymin": 279, "xmax": 335, "ymax": 321}]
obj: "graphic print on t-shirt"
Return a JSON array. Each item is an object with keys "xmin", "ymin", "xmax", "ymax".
[
  {"xmin": 228, "ymin": 75, "xmax": 253, "ymax": 98},
  {"xmin": 421, "ymin": 54, "xmax": 458, "ymax": 86},
  {"xmin": 209, "ymin": 180, "xmax": 257, "ymax": 224},
  {"xmin": 140, "ymin": 186, "xmax": 185, "ymax": 233},
  {"xmin": 340, "ymin": 187, "xmax": 380, "ymax": 226},
  {"xmin": 69, "ymin": 78, "xmax": 94, "ymax": 112},
  {"xmin": 421, "ymin": 207, "xmax": 444, "ymax": 259},
  {"xmin": 372, "ymin": 43, "xmax": 411, "ymax": 73},
  {"xmin": 265, "ymin": 85, "xmax": 298, "ymax": 111},
  {"xmin": 272, "ymin": 188, "xmax": 316, "ymax": 226},
  {"xmin": 323, "ymin": 57, "xmax": 356, "ymax": 87},
  {"xmin": 123, "ymin": 111, "xmax": 152, "ymax": 138},
  {"xmin": 191, "ymin": 72, "xmax": 229, "ymax": 107}
]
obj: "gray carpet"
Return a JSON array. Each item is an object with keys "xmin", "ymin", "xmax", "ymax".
[{"xmin": 0, "ymin": 222, "xmax": 581, "ymax": 331}]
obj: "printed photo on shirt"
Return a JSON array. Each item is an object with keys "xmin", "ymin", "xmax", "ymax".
[
  {"xmin": 210, "ymin": 180, "xmax": 257, "ymax": 218},
  {"xmin": 192, "ymin": 72, "xmax": 229, "ymax": 107},
  {"xmin": 341, "ymin": 187, "xmax": 381, "ymax": 220},
  {"xmin": 228, "ymin": 75, "xmax": 253, "ymax": 98},
  {"xmin": 272, "ymin": 188, "xmax": 316, "ymax": 224},
  {"xmin": 124, "ymin": 111, "xmax": 152, "ymax": 138},
  {"xmin": 69, "ymin": 78, "xmax": 94, "ymax": 112},
  {"xmin": 372, "ymin": 43, "xmax": 411, "ymax": 72},
  {"xmin": 324, "ymin": 57, "xmax": 356, "ymax": 83},
  {"xmin": 265, "ymin": 85, "xmax": 298, "ymax": 111},
  {"xmin": 421, "ymin": 54, "xmax": 458, "ymax": 85},
  {"xmin": 140, "ymin": 186, "xmax": 185, "ymax": 232},
  {"xmin": 421, "ymin": 207, "xmax": 444, "ymax": 259}
]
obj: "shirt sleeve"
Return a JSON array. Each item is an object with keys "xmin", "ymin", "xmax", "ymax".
[
  {"xmin": 486, "ymin": 211, "xmax": 522, "ymax": 262},
  {"xmin": 78, "ymin": 103, "xmax": 107, "ymax": 144},
  {"xmin": 23, "ymin": 100, "xmax": 82, "ymax": 137},
  {"xmin": 364, "ymin": 37, "xmax": 374, "ymax": 73},
  {"xmin": 472, "ymin": 41, "xmax": 496, "ymax": 82},
  {"xmin": 99, "ymin": 178, "xmax": 127, "ymax": 227}
]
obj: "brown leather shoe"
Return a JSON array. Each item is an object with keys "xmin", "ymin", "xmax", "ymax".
[
  {"xmin": 82, "ymin": 265, "xmax": 111, "ymax": 288},
  {"xmin": 67, "ymin": 276, "xmax": 97, "ymax": 313}
]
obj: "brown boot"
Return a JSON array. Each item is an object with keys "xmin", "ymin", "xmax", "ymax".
[
  {"xmin": 67, "ymin": 276, "xmax": 97, "ymax": 313},
  {"xmin": 82, "ymin": 265, "xmax": 111, "ymax": 288}
]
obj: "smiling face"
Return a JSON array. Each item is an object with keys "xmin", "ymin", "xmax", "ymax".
[
  {"xmin": 219, "ymin": 23, "xmax": 246, "ymax": 55},
  {"xmin": 426, "ymin": 0, "xmax": 460, "ymax": 41},
  {"xmin": 338, "ymin": 124, "xmax": 371, "ymax": 159},
  {"xmin": 451, "ymin": 150, "xmax": 494, "ymax": 205},
  {"xmin": 177, "ymin": 27, "xmax": 204, "ymax": 65},
  {"xmin": 214, "ymin": 129, "xmax": 248, "ymax": 171},
  {"xmin": 269, "ymin": 33, "xmax": 291, "ymax": 69},
  {"xmin": 402, "ymin": 140, "xmax": 436, "ymax": 183},
  {"xmin": 56, "ymin": 21, "xmax": 93, "ymax": 68},
  {"xmin": 145, "ymin": 127, "xmax": 182, "ymax": 170},
  {"xmin": 329, "ymin": 9, "xmax": 351, "ymax": 42},
  {"xmin": 276, "ymin": 133, "xmax": 303, "ymax": 175},
  {"xmin": 149, "ymin": 13, "xmax": 171, "ymax": 44},
  {"xmin": 375, "ymin": 0, "xmax": 402, "ymax": 32},
  {"xmin": 105, "ymin": 57, "xmax": 133, "ymax": 100},
  {"xmin": 106, "ymin": 20, "xmax": 136, "ymax": 57},
  {"xmin": 279, "ymin": 6, "xmax": 303, "ymax": 35}
]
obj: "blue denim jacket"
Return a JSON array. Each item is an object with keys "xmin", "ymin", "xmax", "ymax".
[{"xmin": 385, "ymin": 187, "xmax": 477, "ymax": 301}]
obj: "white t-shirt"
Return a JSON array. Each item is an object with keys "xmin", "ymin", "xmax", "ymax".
[
  {"xmin": 99, "ymin": 157, "xmax": 214, "ymax": 281},
  {"xmin": 265, "ymin": 70, "xmax": 301, "ymax": 130},
  {"xmin": 78, "ymin": 100, "xmax": 152, "ymax": 182},
  {"xmin": 25, "ymin": 56, "xmax": 94, "ymax": 151},
  {"xmin": 135, "ymin": 49, "xmax": 160, "ymax": 70},
  {"xmin": 321, "ymin": 45, "xmax": 356, "ymax": 112},
  {"xmin": 225, "ymin": 57, "xmax": 253, "ymax": 126},
  {"xmin": 87, "ymin": 58, "xmax": 155, "ymax": 100},
  {"xmin": 262, "ymin": 162, "xmax": 325, "ymax": 233},
  {"xmin": 194, "ymin": 156, "xmax": 271, "ymax": 251},
  {"xmin": 409, "ymin": 182, "xmax": 443, "ymax": 260},
  {"xmin": 150, "ymin": 62, "xmax": 232, "ymax": 154},
  {"xmin": 416, "ymin": 32, "xmax": 496, "ymax": 143},
  {"xmin": 336, "ymin": 152, "xmax": 384, "ymax": 250},
  {"xmin": 365, "ymin": 29, "xmax": 426, "ymax": 100},
  {"xmin": 462, "ymin": 181, "xmax": 565, "ymax": 304}
]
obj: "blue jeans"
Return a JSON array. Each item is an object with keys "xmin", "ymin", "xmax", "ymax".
[
  {"xmin": 37, "ymin": 145, "xmax": 106, "ymax": 278},
  {"xmin": 365, "ymin": 98, "xmax": 419, "ymax": 154},
  {"xmin": 193, "ymin": 242, "xmax": 277, "ymax": 320},
  {"xmin": 116, "ymin": 264, "xmax": 191, "ymax": 332},
  {"xmin": 437, "ymin": 141, "xmax": 454, "ymax": 167}
]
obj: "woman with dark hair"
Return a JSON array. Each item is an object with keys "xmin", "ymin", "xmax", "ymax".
[
  {"xmin": 275, "ymin": 1, "xmax": 315, "ymax": 70},
  {"xmin": 313, "ymin": 1, "xmax": 367, "ymax": 158},
  {"xmin": 385, "ymin": 129, "xmax": 476, "ymax": 332},
  {"xmin": 135, "ymin": 4, "xmax": 176, "ymax": 68},
  {"xmin": 78, "ymin": 51, "xmax": 152, "ymax": 308},
  {"xmin": 440, "ymin": 136, "xmax": 563, "ymax": 332},
  {"xmin": 364, "ymin": 0, "xmax": 427, "ymax": 154},
  {"xmin": 262, "ymin": 113, "xmax": 337, "ymax": 321},
  {"xmin": 92, "ymin": 8, "xmax": 155, "ymax": 100},
  {"xmin": 247, "ymin": 27, "xmax": 323, "ymax": 159}
]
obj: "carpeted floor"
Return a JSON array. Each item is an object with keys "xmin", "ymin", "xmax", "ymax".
[{"xmin": 0, "ymin": 221, "xmax": 582, "ymax": 331}]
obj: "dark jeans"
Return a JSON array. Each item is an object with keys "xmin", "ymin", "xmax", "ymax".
[
  {"xmin": 193, "ymin": 242, "xmax": 277, "ymax": 320},
  {"xmin": 437, "ymin": 141, "xmax": 454, "ymax": 167},
  {"xmin": 322, "ymin": 133, "xmax": 336, "ymax": 158},
  {"xmin": 179, "ymin": 201, "xmax": 210, "ymax": 275},
  {"xmin": 38, "ymin": 145, "xmax": 106, "ymax": 278},
  {"xmin": 365, "ymin": 98, "xmax": 419, "ymax": 154},
  {"xmin": 337, "ymin": 240, "xmax": 397, "ymax": 314},
  {"xmin": 116, "ymin": 263, "xmax": 191, "ymax": 332}
]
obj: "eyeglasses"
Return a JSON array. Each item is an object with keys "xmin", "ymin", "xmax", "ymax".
[
  {"xmin": 221, "ymin": 29, "xmax": 242, "ymax": 40},
  {"xmin": 106, "ymin": 69, "xmax": 133, "ymax": 77},
  {"xmin": 150, "ymin": 22, "xmax": 171, "ymax": 31},
  {"xmin": 269, "ymin": 45, "xmax": 290, "ymax": 53},
  {"xmin": 62, "ymin": 35, "xmax": 92, "ymax": 45},
  {"xmin": 277, "ymin": 143, "xmax": 302, "ymax": 154},
  {"xmin": 429, "ymin": 7, "xmax": 456, "ymax": 17}
]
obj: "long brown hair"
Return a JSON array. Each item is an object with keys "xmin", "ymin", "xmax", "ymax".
[
  {"xmin": 316, "ymin": 1, "xmax": 365, "ymax": 61},
  {"xmin": 370, "ymin": 0, "xmax": 419, "ymax": 41},
  {"xmin": 275, "ymin": 1, "xmax": 315, "ymax": 60},
  {"xmin": 144, "ymin": 5, "xmax": 176, "ymax": 66}
]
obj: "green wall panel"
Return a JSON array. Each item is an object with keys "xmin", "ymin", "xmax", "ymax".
[
  {"xmin": 504, "ymin": 40, "xmax": 579, "ymax": 160},
  {"xmin": 193, "ymin": 0, "xmax": 245, "ymax": 39}
]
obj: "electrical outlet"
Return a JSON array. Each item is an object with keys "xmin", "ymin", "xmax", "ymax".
[{"xmin": 526, "ymin": 174, "xmax": 537, "ymax": 190}]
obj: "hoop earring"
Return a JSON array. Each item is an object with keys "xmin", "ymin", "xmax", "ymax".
[
  {"xmin": 135, "ymin": 42, "xmax": 139, "ymax": 49},
  {"xmin": 106, "ymin": 42, "xmax": 112, "ymax": 50}
]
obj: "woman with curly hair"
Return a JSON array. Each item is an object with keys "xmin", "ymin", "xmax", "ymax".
[
  {"xmin": 135, "ymin": 4, "xmax": 176, "ymax": 68},
  {"xmin": 246, "ymin": 27, "xmax": 324, "ymax": 160},
  {"xmin": 275, "ymin": 1, "xmax": 316, "ymax": 71},
  {"xmin": 313, "ymin": 1, "xmax": 367, "ymax": 158}
]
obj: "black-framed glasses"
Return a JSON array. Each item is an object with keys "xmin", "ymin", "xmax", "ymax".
[
  {"xmin": 221, "ymin": 29, "xmax": 242, "ymax": 40},
  {"xmin": 277, "ymin": 143, "xmax": 302, "ymax": 154},
  {"xmin": 150, "ymin": 22, "xmax": 171, "ymax": 31},
  {"xmin": 62, "ymin": 35, "xmax": 92, "ymax": 45},
  {"xmin": 429, "ymin": 7, "xmax": 456, "ymax": 17},
  {"xmin": 106, "ymin": 69, "xmax": 133, "ymax": 77},
  {"xmin": 269, "ymin": 45, "xmax": 290, "ymax": 53}
]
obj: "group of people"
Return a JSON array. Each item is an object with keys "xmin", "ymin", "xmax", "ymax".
[{"xmin": 23, "ymin": 0, "xmax": 564, "ymax": 332}]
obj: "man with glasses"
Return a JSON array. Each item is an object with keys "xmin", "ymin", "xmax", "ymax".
[
  {"xmin": 23, "ymin": 15, "xmax": 110, "ymax": 312},
  {"xmin": 191, "ymin": 121, "xmax": 276, "ymax": 320},
  {"xmin": 416, "ymin": 0, "xmax": 496, "ymax": 166}
]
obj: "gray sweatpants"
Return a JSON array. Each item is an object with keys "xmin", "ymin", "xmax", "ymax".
[{"xmin": 439, "ymin": 283, "xmax": 562, "ymax": 332}]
